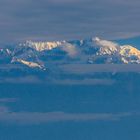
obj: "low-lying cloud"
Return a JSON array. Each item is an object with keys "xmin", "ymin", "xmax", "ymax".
[
  {"xmin": 94, "ymin": 37, "xmax": 119, "ymax": 49},
  {"xmin": 60, "ymin": 64, "xmax": 140, "ymax": 73},
  {"xmin": 0, "ymin": 76, "xmax": 41, "ymax": 84},
  {"xmin": 61, "ymin": 43, "xmax": 78, "ymax": 57},
  {"xmin": 0, "ymin": 98, "xmax": 138, "ymax": 125},
  {"xmin": 52, "ymin": 79, "xmax": 115, "ymax": 85},
  {"xmin": 0, "ymin": 109, "xmax": 134, "ymax": 125},
  {"xmin": 0, "ymin": 98, "xmax": 17, "ymax": 103}
]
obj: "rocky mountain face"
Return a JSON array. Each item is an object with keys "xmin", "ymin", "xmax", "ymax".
[{"xmin": 0, "ymin": 37, "xmax": 140, "ymax": 71}]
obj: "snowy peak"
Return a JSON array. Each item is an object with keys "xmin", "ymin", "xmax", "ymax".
[
  {"xmin": 119, "ymin": 45, "xmax": 140, "ymax": 64},
  {"xmin": 91, "ymin": 37, "xmax": 140, "ymax": 64},
  {"xmin": 120, "ymin": 45, "xmax": 140, "ymax": 58},
  {"xmin": 93, "ymin": 37, "xmax": 119, "ymax": 55},
  {"xmin": 20, "ymin": 40, "xmax": 64, "ymax": 52},
  {"xmin": 1, "ymin": 37, "xmax": 140, "ymax": 71}
]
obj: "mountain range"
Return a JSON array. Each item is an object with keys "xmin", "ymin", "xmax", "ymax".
[{"xmin": 1, "ymin": 37, "xmax": 140, "ymax": 72}]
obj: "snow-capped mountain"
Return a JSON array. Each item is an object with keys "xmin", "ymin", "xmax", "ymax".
[{"xmin": 0, "ymin": 37, "xmax": 140, "ymax": 71}]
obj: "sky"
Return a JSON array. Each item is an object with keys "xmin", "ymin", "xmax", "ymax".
[
  {"xmin": 1, "ymin": 1, "xmax": 140, "ymax": 139},
  {"xmin": 1, "ymin": 0, "xmax": 140, "ymax": 44}
]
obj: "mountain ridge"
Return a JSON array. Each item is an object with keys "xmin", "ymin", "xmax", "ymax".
[{"xmin": 0, "ymin": 37, "xmax": 140, "ymax": 70}]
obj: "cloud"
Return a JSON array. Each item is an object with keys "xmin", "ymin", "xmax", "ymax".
[
  {"xmin": 52, "ymin": 79, "xmax": 115, "ymax": 85},
  {"xmin": 0, "ymin": 76, "xmax": 41, "ymax": 84},
  {"xmin": 0, "ymin": 106, "xmax": 9, "ymax": 113},
  {"xmin": 60, "ymin": 43, "xmax": 78, "ymax": 57},
  {"xmin": 94, "ymin": 37, "xmax": 119, "ymax": 49},
  {"xmin": 60, "ymin": 64, "xmax": 140, "ymax": 74},
  {"xmin": 0, "ymin": 98, "xmax": 18, "ymax": 113},
  {"xmin": 0, "ymin": 99, "xmax": 138, "ymax": 125},
  {"xmin": 0, "ymin": 76, "xmax": 115, "ymax": 85},
  {"xmin": 0, "ymin": 109, "xmax": 134, "ymax": 125},
  {"xmin": 1, "ymin": 0, "xmax": 140, "ymax": 44},
  {"xmin": 0, "ymin": 98, "xmax": 17, "ymax": 103}
]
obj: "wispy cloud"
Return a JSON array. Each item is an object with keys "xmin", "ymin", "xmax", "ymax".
[
  {"xmin": 0, "ymin": 98, "xmax": 18, "ymax": 112},
  {"xmin": 0, "ymin": 109, "xmax": 135, "ymax": 125},
  {"xmin": 60, "ymin": 64, "xmax": 140, "ymax": 74},
  {"xmin": 0, "ymin": 77, "xmax": 115, "ymax": 85},
  {"xmin": 0, "ymin": 99, "xmax": 138, "ymax": 125},
  {"xmin": 0, "ymin": 106, "xmax": 10, "ymax": 113},
  {"xmin": 52, "ymin": 79, "xmax": 115, "ymax": 85},
  {"xmin": 60, "ymin": 43, "xmax": 78, "ymax": 57},
  {"xmin": 0, "ymin": 76, "xmax": 41, "ymax": 84},
  {"xmin": 0, "ymin": 98, "xmax": 17, "ymax": 103},
  {"xmin": 94, "ymin": 37, "xmax": 119, "ymax": 49}
]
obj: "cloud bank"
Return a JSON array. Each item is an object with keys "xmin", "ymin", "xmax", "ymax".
[
  {"xmin": 0, "ymin": 98, "xmax": 138, "ymax": 125},
  {"xmin": 1, "ymin": 0, "xmax": 140, "ymax": 44},
  {"xmin": 52, "ymin": 79, "xmax": 115, "ymax": 85},
  {"xmin": 0, "ymin": 109, "xmax": 134, "ymax": 125}
]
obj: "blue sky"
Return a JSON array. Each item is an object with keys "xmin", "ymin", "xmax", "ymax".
[{"xmin": 1, "ymin": 0, "xmax": 140, "ymax": 44}]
